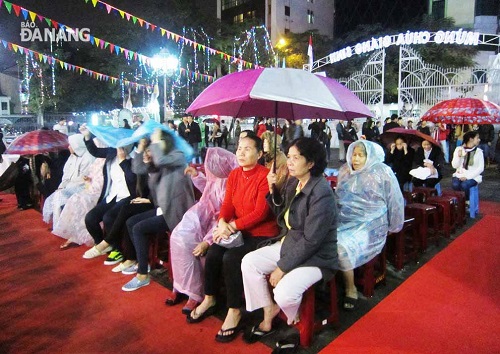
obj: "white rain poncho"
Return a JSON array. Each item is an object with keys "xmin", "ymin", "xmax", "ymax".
[
  {"xmin": 43, "ymin": 134, "xmax": 95, "ymax": 225},
  {"xmin": 170, "ymin": 147, "xmax": 238, "ymax": 302},
  {"xmin": 336, "ymin": 140, "xmax": 404, "ymax": 270}
]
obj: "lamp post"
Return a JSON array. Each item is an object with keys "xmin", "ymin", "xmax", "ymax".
[{"xmin": 151, "ymin": 49, "xmax": 178, "ymax": 122}]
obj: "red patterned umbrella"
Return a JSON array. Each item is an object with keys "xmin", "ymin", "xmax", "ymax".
[
  {"xmin": 421, "ymin": 98, "xmax": 500, "ymax": 124},
  {"xmin": 6, "ymin": 130, "xmax": 68, "ymax": 155}
]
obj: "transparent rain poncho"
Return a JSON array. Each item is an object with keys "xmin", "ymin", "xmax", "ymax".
[
  {"xmin": 169, "ymin": 147, "xmax": 239, "ymax": 302},
  {"xmin": 336, "ymin": 140, "xmax": 404, "ymax": 270}
]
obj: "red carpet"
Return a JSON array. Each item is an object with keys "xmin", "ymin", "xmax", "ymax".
[
  {"xmin": 0, "ymin": 194, "xmax": 269, "ymax": 354},
  {"xmin": 480, "ymin": 200, "xmax": 500, "ymax": 217},
  {"xmin": 321, "ymin": 214, "xmax": 500, "ymax": 354}
]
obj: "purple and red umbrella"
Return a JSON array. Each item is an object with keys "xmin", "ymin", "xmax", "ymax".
[
  {"xmin": 421, "ymin": 98, "xmax": 500, "ymax": 125},
  {"xmin": 6, "ymin": 130, "xmax": 68, "ymax": 155},
  {"xmin": 187, "ymin": 68, "xmax": 372, "ymax": 120}
]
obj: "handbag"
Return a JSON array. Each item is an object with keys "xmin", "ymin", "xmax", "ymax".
[{"xmin": 218, "ymin": 231, "xmax": 244, "ymax": 249}]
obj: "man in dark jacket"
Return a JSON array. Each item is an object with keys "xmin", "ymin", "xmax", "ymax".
[
  {"xmin": 383, "ymin": 114, "xmax": 400, "ymax": 132},
  {"xmin": 185, "ymin": 114, "xmax": 202, "ymax": 163},
  {"xmin": 478, "ymin": 124, "xmax": 494, "ymax": 165}
]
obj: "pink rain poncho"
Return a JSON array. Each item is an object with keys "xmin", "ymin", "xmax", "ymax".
[
  {"xmin": 336, "ymin": 140, "xmax": 404, "ymax": 270},
  {"xmin": 170, "ymin": 147, "xmax": 238, "ymax": 302}
]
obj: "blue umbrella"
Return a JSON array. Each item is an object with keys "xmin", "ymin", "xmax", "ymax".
[
  {"xmin": 115, "ymin": 120, "xmax": 194, "ymax": 162},
  {"xmin": 86, "ymin": 125, "xmax": 134, "ymax": 148}
]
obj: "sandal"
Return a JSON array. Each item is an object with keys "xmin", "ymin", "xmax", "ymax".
[
  {"xmin": 343, "ymin": 296, "xmax": 358, "ymax": 312},
  {"xmin": 181, "ymin": 298, "xmax": 200, "ymax": 315},
  {"xmin": 60, "ymin": 241, "xmax": 79, "ymax": 250},
  {"xmin": 165, "ymin": 291, "xmax": 184, "ymax": 306},
  {"xmin": 243, "ymin": 325, "xmax": 275, "ymax": 344},
  {"xmin": 215, "ymin": 325, "xmax": 242, "ymax": 343},
  {"xmin": 271, "ymin": 337, "xmax": 299, "ymax": 354},
  {"xmin": 186, "ymin": 304, "xmax": 217, "ymax": 324}
]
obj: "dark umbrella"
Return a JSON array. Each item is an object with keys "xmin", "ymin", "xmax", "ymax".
[
  {"xmin": 381, "ymin": 128, "xmax": 440, "ymax": 150},
  {"xmin": 6, "ymin": 130, "xmax": 68, "ymax": 155}
]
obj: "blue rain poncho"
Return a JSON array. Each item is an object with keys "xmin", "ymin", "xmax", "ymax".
[{"xmin": 336, "ymin": 140, "xmax": 404, "ymax": 270}]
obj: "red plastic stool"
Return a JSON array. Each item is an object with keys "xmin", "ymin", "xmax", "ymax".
[
  {"xmin": 354, "ymin": 247, "xmax": 386, "ymax": 298},
  {"xmin": 149, "ymin": 231, "xmax": 173, "ymax": 280},
  {"xmin": 441, "ymin": 190, "xmax": 466, "ymax": 226},
  {"xmin": 294, "ymin": 278, "xmax": 339, "ymax": 347},
  {"xmin": 425, "ymin": 196, "xmax": 456, "ymax": 239},
  {"xmin": 404, "ymin": 203, "xmax": 439, "ymax": 252},
  {"xmin": 387, "ymin": 218, "xmax": 419, "ymax": 270},
  {"xmin": 413, "ymin": 186, "xmax": 438, "ymax": 203}
]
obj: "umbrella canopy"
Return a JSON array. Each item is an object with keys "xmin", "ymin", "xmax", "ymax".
[
  {"xmin": 203, "ymin": 118, "xmax": 219, "ymax": 124},
  {"xmin": 187, "ymin": 68, "xmax": 372, "ymax": 120},
  {"xmin": 421, "ymin": 98, "xmax": 500, "ymax": 124},
  {"xmin": 6, "ymin": 130, "xmax": 68, "ymax": 155},
  {"xmin": 86, "ymin": 125, "xmax": 134, "ymax": 148},
  {"xmin": 115, "ymin": 120, "xmax": 194, "ymax": 162},
  {"xmin": 381, "ymin": 128, "xmax": 440, "ymax": 149},
  {"xmin": 0, "ymin": 118, "xmax": 13, "ymax": 125}
]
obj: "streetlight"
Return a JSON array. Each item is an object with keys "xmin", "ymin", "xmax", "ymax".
[{"xmin": 151, "ymin": 49, "xmax": 178, "ymax": 122}]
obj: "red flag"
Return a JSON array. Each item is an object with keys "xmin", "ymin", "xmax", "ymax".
[{"xmin": 307, "ymin": 35, "xmax": 313, "ymax": 71}]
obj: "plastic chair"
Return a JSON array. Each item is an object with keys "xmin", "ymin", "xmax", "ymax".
[
  {"xmin": 294, "ymin": 278, "xmax": 339, "ymax": 347},
  {"xmin": 469, "ymin": 185, "xmax": 479, "ymax": 218}
]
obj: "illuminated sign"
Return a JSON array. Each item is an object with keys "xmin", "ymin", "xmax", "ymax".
[{"xmin": 328, "ymin": 29, "xmax": 480, "ymax": 64}]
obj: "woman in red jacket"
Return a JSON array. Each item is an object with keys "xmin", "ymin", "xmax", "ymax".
[{"xmin": 186, "ymin": 134, "xmax": 279, "ymax": 343}]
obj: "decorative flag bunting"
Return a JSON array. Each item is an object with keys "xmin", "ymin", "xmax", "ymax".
[
  {"xmin": 83, "ymin": 0, "xmax": 260, "ymax": 69},
  {"xmin": 0, "ymin": 37, "xmax": 214, "ymax": 87},
  {"xmin": 0, "ymin": 0, "xmax": 215, "ymax": 83},
  {"xmin": 0, "ymin": 37, "xmax": 150, "ymax": 89}
]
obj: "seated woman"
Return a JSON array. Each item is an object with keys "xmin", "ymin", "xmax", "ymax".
[
  {"xmin": 186, "ymin": 134, "xmax": 279, "ymax": 343},
  {"xmin": 168, "ymin": 147, "xmax": 239, "ymax": 313},
  {"xmin": 84, "ymin": 138, "xmax": 153, "ymax": 269},
  {"xmin": 411, "ymin": 138, "xmax": 444, "ymax": 188},
  {"xmin": 241, "ymin": 137, "xmax": 337, "ymax": 350},
  {"xmin": 52, "ymin": 156, "xmax": 106, "ymax": 249},
  {"xmin": 121, "ymin": 129, "xmax": 195, "ymax": 291},
  {"xmin": 43, "ymin": 134, "xmax": 95, "ymax": 226},
  {"xmin": 451, "ymin": 130, "xmax": 484, "ymax": 200},
  {"xmin": 385, "ymin": 135, "xmax": 414, "ymax": 191},
  {"xmin": 337, "ymin": 140, "xmax": 404, "ymax": 310}
]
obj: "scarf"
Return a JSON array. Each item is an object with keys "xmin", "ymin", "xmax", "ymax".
[{"xmin": 463, "ymin": 146, "xmax": 477, "ymax": 170}]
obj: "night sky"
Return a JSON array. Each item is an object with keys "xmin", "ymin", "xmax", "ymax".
[{"xmin": 0, "ymin": 0, "xmax": 215, "ymax": 72}]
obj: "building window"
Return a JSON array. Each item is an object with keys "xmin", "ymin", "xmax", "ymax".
[
  {"xmin": 307, "ymin": 9, "xmax": 314, "ymax": 24},
  {"xmin": 233, "ymin": 13, "xmax": 244, "ymax": 23},
  {"xmin": 247, "ymin": 10, "xmax": 256, "ymax": 19},
  {"xmin": 284, "ymin": 28, "xmax": 290, "ymax": 34},
  {"xmin": 1, "ymin": 102, "xmax": 7, "ymax": 111},
  {"xmin": 285, "ymin": 6, "xmax": 290, "ymax": 16},
  {"xmin": 222, "ymin": 0, "xmax": 251, "ymax": 10},
  {"xmin": 307, "ymin": 0, "xmax": 314, "ymax": 3},
  {"xmin": 432, "ymin": 0, "xmax": 445, "ymax": 20}
]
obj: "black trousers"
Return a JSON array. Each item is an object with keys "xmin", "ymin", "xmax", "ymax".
[
  {"xmin": 127, "ymin": 209, "xmax": 168, "ymax": 275},
  {"xmin": 84, "ymin": 197, "xmax": 131, "ymax": 244},
  {"xmin": 104, "ymin": 202, "xmax": 154, "ymax": 259},
  {"xmin": 204, "ymin": 236, "xmax": 268, "ymax": 309}
]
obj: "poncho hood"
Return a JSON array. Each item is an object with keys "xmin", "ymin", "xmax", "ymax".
[{"xmin": 346, "ymin": 140, "xmax": 385, "ymax": 173}]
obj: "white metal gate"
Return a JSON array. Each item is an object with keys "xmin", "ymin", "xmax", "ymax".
[
  {"xmin": 337, "ymin": 49, "xmax": 385, "ymax": 119},
  {"xmin": 398, "ymin": 45, "xmax": 500, "ymax": 119}
]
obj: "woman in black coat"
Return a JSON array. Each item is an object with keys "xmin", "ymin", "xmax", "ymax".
[
  {"xmin": 385, "ymin": 136, "xmax": 414, "ymax": 191},
  {"xmin": 412, "ymin": 139, "xmax": 444, "ymax": 188}
]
